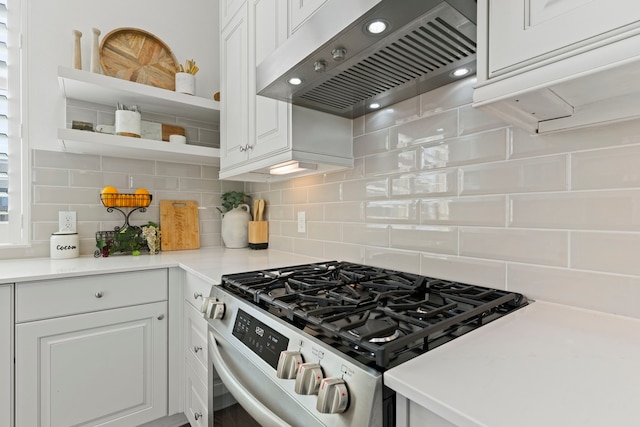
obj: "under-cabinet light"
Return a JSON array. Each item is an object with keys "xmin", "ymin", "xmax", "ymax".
[
  {"xmin": 269, "ymin": 161, "xmax": 317, "ymax": 175},
  {"xmin": 288, "ymin": 77, "xmax": 303, "ymax": 85}
]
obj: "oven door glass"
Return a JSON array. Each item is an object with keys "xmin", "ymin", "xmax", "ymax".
[{"xmin": 208, "ymin": 330, "xmax": 324, "ymax": 427}]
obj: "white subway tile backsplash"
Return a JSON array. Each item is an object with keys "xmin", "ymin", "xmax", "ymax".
[
  {"xmin": 268, "ymin": 235, "xmax": 294, "ymax": 253},
  {"xmin": 323, "ymin": 202, "xmax": 365, "ymax": 223},
  {"xmin": 366, "ymin": 200, "xmax": 419, "ymax": 223},
  {"xmin": 269, "ymin": 205, "xmax": 294, "ymax": 221},
  {"xmin": 391, "ymin": 170, "xmax": 458, "ymax": 197},
  {"xmin": 293, "ymin": 239, "xmax": 325, "ymax": 258},
  {"xmin": 420, "ymin": 253, "xmax": 506, "ymax": 288},
  {"xmin": 294, "ymin": 204, "xmax": 323, "ymax": 221},
  {"xmin": 34, "ymin": 150, "xmax": 101, "ymax": 171},
  {"xmin": 281, "ymin": 187, "xmax": 308, "ymax": 204},
  {"xmin": 69, "ymin": 170, "xmax": 124, "ymax": 189},
  {"xmin": 390, "ymin": 225, "xmax": 458, "ymax": 254},
  {"xmin": 365, "ymin": 149, "xmax": 417, "ymax": 176},
  {"xmin": 460, "ymin": 228, "xmax": 568, "ymax": 266},
  {"xmin": 180, "ymin": 177, "xmax": 218, "ymax": 192},
  {"xmin": 342, "ymin": 223, "xmax": 389, "ymax": 247},
  {"xmin": 461, "ymin": 155, "xmax": 567, "ymax": 195},
  {"xmin": 511, "ymin": 190, "xmax": 640, "ymax": 231},
  {"xmin": 420, "ymin": 129, "xmax": 508, "ymax": 170},
  {"xmin": 32, "ymin": 168, "xmax": 69, "ymax": 186},
  {"xmin": 340, "ymin": 178, "xmax": 388, "ymax": 201},
  {"xmin": 157, "ymin": 162, "xmax": 202, "ymax": 178},
  {"xmin": 34, "ymin": 186, "xmax": 99, "ymax": 205},
  {"xmin": 571, "ymin": 232, "xmax": 640, "ymax": 275},
  {"xmin": 364, "ymin": 248, "xmax": 421, "ymax": 274},
  {"xmin": 572, "ymin": 145, "xmax": 640, "ymax": 190},
  {"xmin": 308, "ymin": 222, "xmax": 341, "ymax": 242},
  {"xmin": 353, "ymin": 129, "xmax": 389, "ymax": 157},
  {"xmin": 322, "ymin": 242, "xmax": 365, "ymax": 264},
  {"xmin": 389, "ymin": 110, "xmax": 457, "ymax": 149},
  {"xmin": 420, "ymin": 196, "xmax": 507, "ymax": 226},
  {"xmin": 306, "ymin": 182, "xmax": 341, "ymax": 203},
  {"xmin": 102, "ymin": 156, "xmax": 155, "ymax": 174},
  {"xmin": 459, "ymin": 105, "xmax": 507, "ymax": 135},
  {"xmin": 508, "ymin": 264, "xmax": 640, "ymax": 318},
  {"xmin": 364, "ymin": 97, "xmax": 420, "ymax": 133},
  {"xmin": 419, "ymin": 77, "xmax": 475, "ymax": 117},
  {"xmin": 292, "ymin": 174, "xmax": 325, "ymax": 188}
]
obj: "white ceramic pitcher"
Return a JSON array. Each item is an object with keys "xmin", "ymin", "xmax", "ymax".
[{"xmin": 221, "ymin": 204, "xmax": 251, "ymax": 248}]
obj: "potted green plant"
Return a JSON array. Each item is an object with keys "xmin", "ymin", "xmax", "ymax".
[
  {"xmin": 217, "ymin": 191, "xmax": 251, "ymax": 213},
  {"xmin": 218, "ymin": 191, "xmax": 252, "ymax": 248}
]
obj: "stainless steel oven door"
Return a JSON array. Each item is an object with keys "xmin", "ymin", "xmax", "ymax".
[{"xmin": 207, "ymin": 328, "xmax": 325, "ymax": 427}]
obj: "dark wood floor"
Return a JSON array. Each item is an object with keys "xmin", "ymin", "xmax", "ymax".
[{"xmin": 213, "ymin": 403, "xmax": 261, "ymax": 427}]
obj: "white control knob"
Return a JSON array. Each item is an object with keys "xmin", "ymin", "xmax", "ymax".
[
  {"xmin": 317, "ymin": 377, "xmax": 349, "ymax": 414},
  {"xmin": 205, "ymin": 299, "xmax": 225, "ymax": 319},
  {"xmin": 276, "ymin": 351, "xmax": 303, "ymax": 379},
  {"xmin": 294, "ymin": 363, "xmax": 323, "ymax": 395}
]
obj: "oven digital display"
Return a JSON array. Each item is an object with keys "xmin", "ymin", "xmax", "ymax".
[{"xmin": 232, "ymin": 309, "xmax": 289, "ymax": 369}]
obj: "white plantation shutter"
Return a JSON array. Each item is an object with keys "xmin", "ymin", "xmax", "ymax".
[{"xmin": 0, "ymin": 0, "xmax": 26, "ymax": 246}]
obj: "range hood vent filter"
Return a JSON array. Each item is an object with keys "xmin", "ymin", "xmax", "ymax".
[
  {"xmin": 256, "ymin": 0, "xmax": 478, "ymax": 118},
  {"xmin": 300, "ymin": 17, "xmax": 476, "ymax": 111}
]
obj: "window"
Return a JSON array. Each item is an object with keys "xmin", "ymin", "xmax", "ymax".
[{"xmin": 0, "ymin": 0, "xmax": 26, "ymax": 246}]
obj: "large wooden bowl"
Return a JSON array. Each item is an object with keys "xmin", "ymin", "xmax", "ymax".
[{"xmin": 99, "ymin": 28, "xmax": 179, "ymax": 91}]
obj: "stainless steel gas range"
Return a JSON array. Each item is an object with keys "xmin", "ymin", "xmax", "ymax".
[{"xmin": 203, "ymin": 261, "xmax": 528, "ymax": 427}]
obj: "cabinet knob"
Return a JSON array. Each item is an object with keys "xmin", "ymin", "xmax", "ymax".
[
  {"xmin": 94, "ymin": 291, "xmax": 103, "ymax": 298},
  {"xmin": 194, "ymin": 292, "xmax": 203, "ymax": 300},
  {"xmin": 194, "ymin": 412, "xmax": 202, "ymax": 420},
  {"xmin": 193, "ymin": 345, "xmax": 203, "ymax": 353},
  {"xmin": 157, "ymin": 314, "xmax": 165, "ymax": 320}
]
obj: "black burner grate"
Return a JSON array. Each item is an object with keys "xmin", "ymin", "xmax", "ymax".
[{"xmin": 221, "ymin": 261, "xmax": 527, "ymax": 370}]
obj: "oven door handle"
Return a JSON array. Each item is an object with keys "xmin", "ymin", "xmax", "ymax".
[{"xmin": 209, "ymin": 332, "xmax": 293, "ymax": 427}]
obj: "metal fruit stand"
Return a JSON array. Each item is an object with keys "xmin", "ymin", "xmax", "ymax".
[{"xmin": 94, "ymin": 192, "xmax": 155, "ymax": 257}]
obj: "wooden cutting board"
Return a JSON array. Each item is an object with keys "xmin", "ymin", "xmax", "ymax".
[
  {"xmin": 160, "ymin": 200, "xmax": 200, "ymax": 251},
  {"xmin": 161, "ymin": 124, "xmax": 186, "ymax": 141}
]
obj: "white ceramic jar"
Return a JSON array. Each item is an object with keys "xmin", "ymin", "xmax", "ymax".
[
  {"xmin": 221, "ymin": 204, "xmax": 251, "ymax": 248},
  {"xmin": 50, "ymin": 232, "xmax": 80, "ymax": 259}
]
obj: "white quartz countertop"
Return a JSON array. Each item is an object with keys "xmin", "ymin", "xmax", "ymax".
[
  {"xmin": 0, "ymin": 248, "xmax": 322, "ymax": 284},
  {"xmin": 384, "ymin": 300, "xmax": 640, "ymax": 427},
  {"xmin": 4, "ymin": 249, "xmax": 640, "ymax": 426}
]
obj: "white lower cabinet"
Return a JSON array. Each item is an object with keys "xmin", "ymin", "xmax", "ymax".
[
  {"xmin": 183, "ymin": 272, "xmax": 212, "ymax": 426},
  {"xmin": 15, "ymin": 270, "xmax": 169, "ymax": 427},
  {"xmin": 396, "ymin": 394, "xmax": 457, "ymax": 427},
  {"xmin": 0, "ymin": 284, "xmax": 13, "ymax": 427}
]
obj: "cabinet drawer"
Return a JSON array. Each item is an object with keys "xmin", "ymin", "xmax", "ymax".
[
  {"xmin": 185, "ymin": 362, "xmax": 208, "ymax": 427},
  {"xmin": 16, "ymin": 269, "xmax": 168, "ymax": 323},
  {"xmin": 185, "ymin": 302, "xmax": 208, "ymax": 374},
  {"xmin": 185, "ymin": 272, "xmax": 214, "ymax": 311}
]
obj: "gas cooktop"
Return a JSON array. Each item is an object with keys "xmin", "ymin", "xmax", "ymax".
[{"xmin": 220, "ymin": 261, "xmax": 528, "ymax": 370}]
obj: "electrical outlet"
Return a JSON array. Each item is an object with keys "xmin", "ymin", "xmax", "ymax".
[
  {"xmin": 58, "ymin": 211, "xmax": 77, "ymax": 233},
  {"xmin": 297, "ymin": 211, "xmax": 306, "ymax": 233}
]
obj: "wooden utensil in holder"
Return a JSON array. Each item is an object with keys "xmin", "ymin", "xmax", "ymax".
[{"xmin": 248, "ymin": 199, "xmax": 268, "ymax": 250}]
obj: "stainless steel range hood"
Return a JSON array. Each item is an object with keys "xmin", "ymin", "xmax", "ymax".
[{"xmin": 256, "ymin": 0, "xmax": 477, "ymax": 119}]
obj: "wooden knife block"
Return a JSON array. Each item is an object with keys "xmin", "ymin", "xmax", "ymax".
[{"xmin": 248, "ymin": 221, "xmax": 268, "ymax": 250}]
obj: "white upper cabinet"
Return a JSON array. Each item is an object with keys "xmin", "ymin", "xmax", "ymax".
[
  {"xmin": 219, "ymin": 0, "xmax": 352, "ymax": 182},
  {"xmin": 474, "ymin": 0, "xmax": 640, "ymax": 134},
  {"xmin": 289, "ymin": 0, "xmax": 328, "ymax": 34},
  {"xmin": 220, "ymin": 2, "xmax": 251, "ymax": 168},
  {"xmin": 488, "ymin": 0, "xmax": 640, "ymax": 76},
  {"xmin": 220, "ymin": 0, "xmax": 249, "ymax": 29}
]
